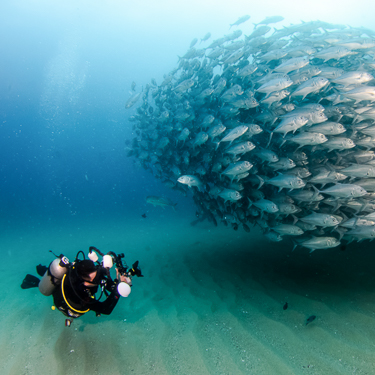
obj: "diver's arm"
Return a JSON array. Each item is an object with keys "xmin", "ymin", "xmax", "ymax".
[
  {"xmin": 89, "ymin": 285, "xmax": 121, "ymax": 315},
  {"xmin": 90, "ymin": 270, "xmax": 131, "ymax": 315}
]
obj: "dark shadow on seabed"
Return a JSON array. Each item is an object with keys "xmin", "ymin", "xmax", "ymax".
[{"xmin": 2, "ymin": 213, "xmax": 375, "ymax": 374}]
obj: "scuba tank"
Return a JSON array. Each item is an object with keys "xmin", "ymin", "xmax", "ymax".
[{"xmin": 38, "ymin": 256, "xmax": 70, "ymax": 296}]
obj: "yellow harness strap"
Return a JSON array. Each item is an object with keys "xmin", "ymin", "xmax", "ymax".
[{"xmin": 61, "ymin": 274, "xmax": 90, "ymax": 314}]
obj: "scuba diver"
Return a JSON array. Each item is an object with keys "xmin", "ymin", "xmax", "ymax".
[{"xmin": 21, "ymin": 246, "xmax": 143, "ymax": 327}]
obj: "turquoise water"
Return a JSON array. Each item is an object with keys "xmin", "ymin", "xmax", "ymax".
[{"xmin": 1, "ymin": 212, "xmax": 375, "ymax": 374}]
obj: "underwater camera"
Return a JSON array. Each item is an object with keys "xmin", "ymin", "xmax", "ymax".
[
  {"xmin": 107, "ymin": 251, "xmax": 144, "ymax": 278},
  {"xmin": 88, "ymin": 246, "xmax": 144, "ymax": 278}
]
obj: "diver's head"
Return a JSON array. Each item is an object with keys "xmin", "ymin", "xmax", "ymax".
[{"xmin": 76, "ymin": 259, "xmax": 99, "ymax": 286}]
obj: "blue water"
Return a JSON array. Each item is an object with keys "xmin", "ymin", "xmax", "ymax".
[{"xmin": 1, "ymin": 0, "xmax": 374, "ymax": 226}]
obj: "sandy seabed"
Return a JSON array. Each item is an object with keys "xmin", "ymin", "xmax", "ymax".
[{"xmin": 1, "ymin": 211, "xmax": 375, "ymax": 375}]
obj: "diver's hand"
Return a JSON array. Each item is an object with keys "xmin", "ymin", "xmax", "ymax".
[{"xmin": 116, "ymin": 268, "xmax": 132, "ymax": 286}]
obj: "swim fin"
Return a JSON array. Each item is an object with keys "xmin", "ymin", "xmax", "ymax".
[
  {"xmin": 21, "ymin": 274, "xmax": 40, "ymax": 289},
  {"xmin": 36, "ymin": 264, "xmax": 48, "ymax": 277}
]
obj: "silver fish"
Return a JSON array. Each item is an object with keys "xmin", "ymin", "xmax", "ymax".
[
  {"xmin": 254, "ymin": 16, "xmax": 284, "ymax": 27},
  {"xmin": 346, "ymin": 226, "xmax": 375, "ymax": 242},
  {"xmin": 340, "ymin": 216, "xmax": 375, "ymax": 229},
  {"xmin": 230, "ymin": 15, "xmax": 250, "ymax": 28},
  {"xmin": 322, "ymin": 137, "xmax": 355, "ymax": 152},
  {"xmin": 258, "ymin": 49, "xmax": 288, "ymax": 63},
  {"xmin": 261, "ymin": 90, "xmax": 290, "ymax": 107},
  {"xmin": 287, "ymin": 132, "xmax": 328, "ymax": 149},
  {"xmin": 299, "ymin": 236, "xmax": 340, "ymax": 252},
  {"xmin": 217, "ymin": 125, "xmax": 248, "ymax": 146},
  {"xmin": 277, "ymin": 203, "xmax": 301, "ymax": 216},
  {"xmin": 269, "ymin": 157, "xmax": 296, "ymax": 171},
  {"xmin": 146, "ymin": 196, "xmax": 177, "ymax": 210},
  {"xmin": 291, "ymin": 77, "xmax": 329, "ymax": 100},
  {"xmin": 173, "ymin": 79, "xmax": 195, "ymax": 94},
  {"xmin": 274, "ymin": 56, "xmax": 310, "ymax": 74},
  {"xmin": 207, "ymin": 123, "xmax": 226, "ymax": 139},
  {"xmin": 125, "ymin": 92, "xmax": 141, "ymax": 108},
  {"xmin": 225, "ymin": 141, "xmax": 256, "ymax": 156},
  {"xmin": 256, "ymin": 77, "xmax": 293, "ymax": 95},
  {"xmin": 332, "ymin": 71, "xmax": 374, "ymax": 86},
  {"xmin": 177, "ymin": 175, "xmax": 204, "ymax": 191},
  {"xmin": 217, "ymin": 188, "xmax": 242, "ymax": 202},
  {"xmin": 192, "ymin": 132, "xmax": 208, "ymax": 149},
  {"xmin": 341, "ymin": 164, "xmax": 375, "ymax": 179},
  {"xmin": 314, "ymin": 46, "xmax": 352, "ymax": 62},
  {"xmin": 265, "ymin": 231, "xmax": 283, "ymax": 242},
  {"xmin": 307, "ymin": 122, "xmax": 346, "ymax": 135},
  {"xmin": 251, "ymin": 199, "xmax": 279, "ymax": 213},
  {"xmin": 342, "ymin": 86, "xmax": 375, "ymax": 103},
  {"xmin": 309, "ymin": 169, "xmax": 347, "ymax": 188},
  {"xmin": 321, "ymin": 183, "xmax": 367, "ymax": 199},
  {"xmin": 274, "ymin": 116, "xmax": 309, "ymax": 137},
  {"xmin": 254, "ymin": 148, "xmax": 279, "ymax": 163},
  {"xmin": 221, "ymin": 161, "xmax": 253, "ymax": 181},
  {"xmin": 200, "ymin": 32, "xmax": 211, "ymax": 43},
  {"xmin": 271, "ymin": 224, "xmax": 304, "ymax": 236},
  {"xmin": 266, "ymin": 174, "xmax": 305, "ymax": 192},
  {"xmin": 300, "ymin": 213, "xmax": 342, "ymax": 228}
]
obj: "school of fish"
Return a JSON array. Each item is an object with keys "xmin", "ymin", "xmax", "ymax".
[{"xmin": 126, "ymin": 15, "xmax": 375, "ymax": 252}]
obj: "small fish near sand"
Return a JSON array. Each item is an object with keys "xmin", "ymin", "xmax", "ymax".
[
  {"xmin": 306, "ymin": 315, "xmax": 316, "ymax": 325},
  {"xmin": 283, "ymin": 302, "xmax": 288, "ymax": 310},
  {"xmin": 146, "ymin": 196, "xmax": 177, "ymax": 210},
  {"xmin": 141, "ymin": 213, "xmax": 147, "ymax": 218}
]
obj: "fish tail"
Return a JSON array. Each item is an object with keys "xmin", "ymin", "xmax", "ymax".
[
  {"xmin": 247, "ymin": 197, "xmax": 253, "ymax": 207},
  {"xmin": 257, "ymin": 175, "xmax": 264, "ymax": 189},
  {"xmin": 334, "ymin": 227, "xmax": 346, "ymax": 241},
  {"xmin": 266, "ymin": 132, "xmax": 273, "ymax": 148},
  {"xmin": 332, "ymin": 201, "xmax": 341, "ymax": 213},
  {"xmin": 311, "ymin": 185, "xmax": 321, "ymax": 201},
  {"xmin": 291, "ymin": 238, "xmax": 298, "ymax": 251}
]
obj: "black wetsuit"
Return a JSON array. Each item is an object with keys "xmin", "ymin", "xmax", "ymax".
[{"xmin": 53, "ymin": 267, "xmax": 121, "ymax": 319}]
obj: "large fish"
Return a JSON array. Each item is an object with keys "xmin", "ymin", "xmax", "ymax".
[
  {"xmin": 274, "ymin": 57, "xmax": 310, "ymax": 74},
  {"xmin": 254, "ymin": 16, "xmax": 284, "ymax": 27},
  {"xmin": 230, "ymin": 15, "xmax": 250, "ymax": 28},
  {"xmin": 177, "ymin": 175, "xmax": 205, "ymax": 192},
  {"xmin": 217, "ymin": 188, "xmax": 242, "ymax": 203},
  {"xmin": 216, "ymin": 125, "xmax": 248, "ymax": 146},
  {"xmin": 221, "ymin": 161, "xmax": 253, "ymax": 182},
  {"xmin": 125, "ymin": 92, "xmax": 141, "ymax": 108},
  {"xmin": 271, "ymin": 224, "xmax": 304, "ymax": 236},
  {"xmin": 299, "ymin": 213, "xmax": 342, "ymax": 228},
  {"xmin": 298, "ymin": 236, "xmax": 341, "ymax": 252},
  {"xmin": 320, "ymin": 183, "xmax": 367, "ymax": 199},
  {"xmin": 274, "ymin": 116, "xmax": 309, "ymax": 137},
  {"xmin": 266, "ymin": 174, "xmax": 305, "ymax": 192},
  {"xmin": 146, "ymin": 196, "xmax": 177, "ymax": 210},
  {"xmin": 250, "ymin": 199, "xmax": 279, "ymax": 214}
]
